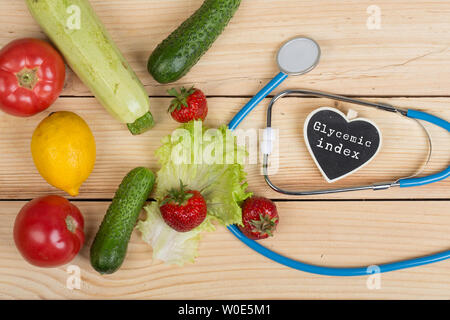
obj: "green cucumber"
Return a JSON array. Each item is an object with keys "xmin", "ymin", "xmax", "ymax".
[
  {"xmin": 90, "ymin": 167, "xmax": 155, "ymax": 274},
  {"xmin": 26, "ymin": 0, "xmax": 154, "ymax": 134},
  {"xmin": 148, "ymin": 0, "xmax": 241, "ymax": 83}
]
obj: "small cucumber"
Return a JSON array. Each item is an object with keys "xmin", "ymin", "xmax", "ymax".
[
  {"xmin": 90, "ymin": 167, "xmax": 155, "ymax": 274},
  {"xmin": 148, "ymin": 0, "xmax": 241, "ymax": 83},
  {"xmin": 26, "ymin": 0, "xmax": 154, "ymax": 134}
]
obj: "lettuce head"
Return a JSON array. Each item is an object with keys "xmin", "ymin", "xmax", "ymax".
[{"xmin": 137, "ymin": 121, "xmax": 251, "ymax": 265}]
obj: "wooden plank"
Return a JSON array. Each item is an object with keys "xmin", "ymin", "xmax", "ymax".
[
  {"xmin": 0, "ymin": 201, "xmax": 449, "ymax": 299},
  {"xmin": 2, "ymin": 0, "xmax": 450, "ymax": 96},
  {"xmin": 0, "ymin": 97, "xmax": 448, "ymax": 200}
]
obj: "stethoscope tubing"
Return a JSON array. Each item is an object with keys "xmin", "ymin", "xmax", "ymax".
[
  {"xmin": 227, "ymin": 85, "xmax": 450, "ymax": 276},
  {"xmin": 227, "ymin": 225, "xmax": 450, "ymax": 276},
  {"xmin": 228, "ymin": 72, "xmax": 288, "ymax": 130},
  {"xmin": 399, "ymin": 109, "xmax": 450, "ymax": 187}
]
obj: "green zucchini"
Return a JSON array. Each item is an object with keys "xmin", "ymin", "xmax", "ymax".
[
  {"xmin": 148, "ymin": 0, "xmax": 241, "ymax": 83},
  {"xmin": 90, "ymin": 167, "xmax": 155, "ymax": 274},
  {"xmin": 26, "ymin": 0, "xmax": 154, "ymax": 135}
]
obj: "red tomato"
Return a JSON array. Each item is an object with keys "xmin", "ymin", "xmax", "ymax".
[
  {"xmin": 14, "ymin": 195, "xmax": 84, "ymax": 267},
  {"xmin": 0, "ymin": 38, "xmax": 65, "ymax": 117}
]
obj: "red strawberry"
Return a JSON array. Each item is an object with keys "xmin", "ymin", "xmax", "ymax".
[
  {"xmin": 159, "ymin": 181, "xmax": 207, "ymax": 232},
  {"xmin": 239, "ymin": 197, "xmax": 279, "ymax": 240},
  {"xmin": 168, "ymin": 86, "xmax": 208, "ymax": 123}
]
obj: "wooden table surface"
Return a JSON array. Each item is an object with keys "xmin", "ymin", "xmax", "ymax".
[{"xmin": 1, "ymin": 0, "xmax": 449, "ymax": 299}]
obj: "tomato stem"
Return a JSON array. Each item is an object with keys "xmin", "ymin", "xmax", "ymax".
[
  {"xmin": 65, "ymin": 215, "xmax": 78, "ymax": 233},
  {"xmin": 16, "ymin": 67, "xmax": 39, "ymax": 90}
]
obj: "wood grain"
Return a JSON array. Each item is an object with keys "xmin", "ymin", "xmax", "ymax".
[
  {"xmin": 1, "ymin": 0, "xmax": 450, "ymax": 301},
  {"xmin": 1, "ymin": 201, "xmax": 449, "ymax": 299},
  {"xmin": 0, "ymin": 97, "xmax": 448, "ymax": 200},
  {"xmin": 1, "ymin": 1, "xmax": 450, "ymax": 96}
]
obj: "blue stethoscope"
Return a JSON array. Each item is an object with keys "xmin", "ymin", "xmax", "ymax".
[{"xmin": 227, "ymin": 37, "xmax": 450, "ymax": 276}]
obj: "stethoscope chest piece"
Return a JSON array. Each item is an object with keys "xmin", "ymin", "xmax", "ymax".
[
  {"xmin": 228, "ymin": 36, "xmax": 321, "ymax": 130},
  {"xmin": 277, "ymin": 37, "xmax": 321, "ymax": 75}
]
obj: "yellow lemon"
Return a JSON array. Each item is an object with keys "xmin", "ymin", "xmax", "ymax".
[{"xmin": 31, "ymin": 111, "xmax": 96, "ymax": 196}]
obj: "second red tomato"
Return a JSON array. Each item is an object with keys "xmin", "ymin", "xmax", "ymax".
[{"xmin": 13, "ymin": 195, "xmax": 85, "ymax": 268}]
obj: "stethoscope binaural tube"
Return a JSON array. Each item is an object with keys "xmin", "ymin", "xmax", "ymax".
[
  {"xmin": 398, "ymin": 109, "xmax": 450, "ymax": 187},
  {"xmin": 226, "ymin": 38, "xmax": 450, "ymax": 276},
  {"xmin": 262, "ymin": 89, "xmax": 450, "ymax": 195}
]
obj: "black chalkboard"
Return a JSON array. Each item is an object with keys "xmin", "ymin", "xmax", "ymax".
[{"xmin": 304, "ymin": 107, "xmax": 382, "ymax": 182}]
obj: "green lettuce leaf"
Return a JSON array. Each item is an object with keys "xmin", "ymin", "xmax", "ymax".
[
  {"xmin": 138, "ymin": 121, "xmax": 251, "ymax": 265},
  {"xmin": 137, "ymin": 203, "xmax": 215, "ymax": 266}
]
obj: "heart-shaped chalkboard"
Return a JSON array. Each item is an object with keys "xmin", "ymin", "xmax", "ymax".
[{"xmin": 304, "ymin": 107, "xmax": 382, "ymax": 182}]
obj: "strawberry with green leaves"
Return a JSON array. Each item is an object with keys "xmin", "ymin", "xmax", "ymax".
[
  {"xmin": 239, "ymin": 197, "xmax": 279, "ymax": 240},
  {"xmin": 159, "ymin": 181, "xmax": 207, "ymax": 232},
  {"xmin": 168, "ymin": 86, "xmax": 208, "ymax": 123}
]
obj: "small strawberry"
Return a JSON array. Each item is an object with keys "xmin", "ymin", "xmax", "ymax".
[
  {"xmin": 239, "ymin": 197, "xmax": 279, "ymax": 240},
  {"xmin": 159, "ymin": 180, "xmax": 207, "ymax": 232},
  {"xmin": 168, "ymin": 86, "xmax": 208, "ymax": 123}
]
